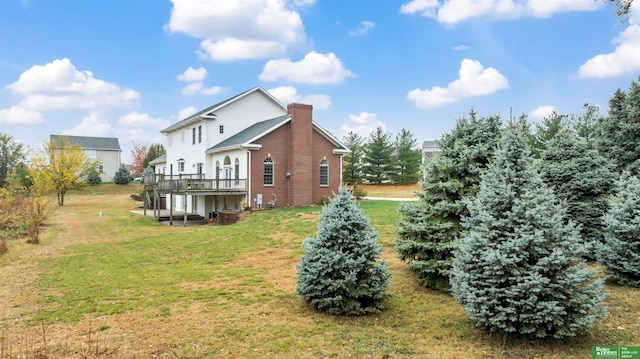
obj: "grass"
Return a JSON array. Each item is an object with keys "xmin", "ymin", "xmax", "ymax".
[{"xmin": 0, "ymin": 183, "xmax": 638, "ymax": 358}]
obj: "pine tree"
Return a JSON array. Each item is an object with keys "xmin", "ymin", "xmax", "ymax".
[
  {"xmin": 597, "ymin": 173, "xmax": 640, "ymax": 287},
  {"xmin": 296, "ymin": 187, "xmax": 392, "ymax": 315},
  {"xmin": 342, "ymin": 132, "xmax": 365, "ymax": 185},
  {"xmin": 362, "ymin": 127, "xmax": 394, "ymax": 184},
  {"xmin": 540, "ymin": 131, "xmax": 616, "ymax": 259},
  {"xmin": 113, "ymin": 164, "xmax": 133, "ymax": 185},
  {"xmin": 391, "ymin": 129, "xmax": 422, "ymax": 184},
  {"xmin": 451, "ymin": 129, "xmax": 606, "ymax": 338},
  {"xmin": 529, "ymin": 111, "xmax": 569, "ymax": 158},
  {"xmin": 396, "ymin": 111, "xmax": 502, "ymax": 291}
]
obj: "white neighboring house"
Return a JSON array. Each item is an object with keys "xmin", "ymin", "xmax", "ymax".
[
  {"xmin": 149, "ymin": 86, "xmax": 349, "ymax": 219},
  {"xmin": 50, "ymin": 135, "xmax": 122, "ymax": 182}
]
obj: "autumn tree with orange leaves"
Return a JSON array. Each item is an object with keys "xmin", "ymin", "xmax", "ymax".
[{"xmin": 130, "ymin": 142, "xmax": 147, "ymax": 176}]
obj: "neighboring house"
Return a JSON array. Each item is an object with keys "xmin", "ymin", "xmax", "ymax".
[
  {"xmin": 148, "ymin": 153, "xmax": 167, "ymax": 175},
  {"xmin": 50, "ymin": 135, "xmax": 122, "ymax": 182},
  {"xmin": 422, "ymin": 140, "xmax": 439, "ymax": 163},
  {"xmin": 150, "ymin": 86, "xmax": 349, "ymax": 218}
]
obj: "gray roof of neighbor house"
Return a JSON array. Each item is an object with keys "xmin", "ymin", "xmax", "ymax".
[
  {"xmin": 149, "ymin": 153, "xmax": 166, "ymax": 165},
  {"xmin": 50, "ymin": 135, "xmax": 121, "ymax": 151},
  {"xmin": 207, "ymin": 115, "xmax": 291, "ymax": 152}
]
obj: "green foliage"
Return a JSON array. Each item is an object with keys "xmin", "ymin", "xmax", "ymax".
[
  {"xmin": 396, "ymin": 111, "xmax": 502, "ymax": 291},
  {"xmin": 362, "ymin": 127, "xmax": 394, "ymax": 184},
  {"xmin": 113, "ymin": 164, "xmax": 133, "ymax": 185},
  {"xmin": 391, "ymin": 129, "xmax": 422, "ymax": 184},
  {"xmin": 529, "ymin": 111, "xmax": 569, "ymax": 157},
  {"xmin": 0, "ymin": 132, "xmax": 26, "ymax": 188},
  {"xmin": 296, "ymin": 188, "xmax": 393, "ymax": 315},
  {"xmin": 598, "ymin": 173, "xmax": 640, "ymax": 287},
  {"xmin": 143, "ymin": 143, "xmax": 166, "ymax": 170},
  {"xmin": 597, "ymin": 77, "xmax": 640, "ymax": 175},
  {"xmin": 539, "ymin": 131, "xmax": 616, "ymax": 258},
  {"xmin": 570, "ymin": 103, "xmax": 603, "ymax": 145},
  {"xmin": 451, "ymin": 129, "xmax": 607, "ymax": 339},
  {"xmin": 342, "ymin": 132, "xmax": 365, "ymax": 185},
  {"xmin": 86, "ymin": 167, "xmax": 102, "ymax": 185}
]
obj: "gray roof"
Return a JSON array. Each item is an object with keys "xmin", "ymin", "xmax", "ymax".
[
  {"xmin": 207, "ymin": 115, "xmax": 290, "ymax": 151},
  {"xmin": 161, "ymin": 86, "xmax": 286, "ymax": 134},
  {"xmin": 149, "ymin": 153, "xmax": 166, "ymax": 165},
  {"xmin": 50, "ymin": 135, "xmax": 121, "ymax": 151}
]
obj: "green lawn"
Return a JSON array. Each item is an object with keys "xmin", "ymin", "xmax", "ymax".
[{"xmin": 1, "ymin": 184, "xmax": 638, "ymax": 358}]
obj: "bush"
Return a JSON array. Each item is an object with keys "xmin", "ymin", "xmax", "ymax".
[
  {"xmin": 86, "ymin": 168, "xmax": 102, "ymax": 185},
  {"xmin": 296, "ymin": 187, "xmax": 393, "ymax": 315}
]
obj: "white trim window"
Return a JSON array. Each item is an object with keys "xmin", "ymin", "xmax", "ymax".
[
  {"xmin": 320, "ymin": 159, "xmax": 329, "ymax": 187},
  {"xmin": 263, "ymin": 157, "xmax": 274, "ymax": 186}
]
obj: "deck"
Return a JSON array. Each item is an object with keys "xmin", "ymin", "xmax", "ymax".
[{"xmin": 143, "ymin": 173, "xmax": 247, "ymax": 194}]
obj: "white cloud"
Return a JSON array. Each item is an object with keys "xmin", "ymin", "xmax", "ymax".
[
  {"xmin": 259, "ymin": 51, "xmax": 355, "ymax": 84},
  {"xmin": 117, "ymin": 111, "xmax": 171, "ymax": 129},
  {"xmin": 407, "ymin": 58, "xmax": 509, "ymax": 109},
  {"xmin": 452, "ymin": 44, "xmax": 470, "ymax": 51},
  {"xmin": 62, "ymin": 112, "xmax": 113, "ymax": 137},
  {"xmin": 529, "ymin": 105, "xmax": 557, "ymax": 120},
  {"xmin": 349, "ymin": 21, "xmax": 375, "ymax": 36},
  {"xmin": 177, "ymin": 106, "xmax": 199, "ymax": 120},
  {"xmin": 267, "ymin": 86, "xmax": 331, "ymax": 109},
  {"xmin": 180, "ymin": 82, "xmax": 226, "ymax": 96},
  {"xmin": 177, "ymin": 66, "xmax": 208, "ymax": 82},
  {"xmin": 400, "ymin": 0, "xmax": 602, "ymax": 25},
  {"xmin": 339, "ymin": 112, "xmax": 386, "ymax": 137},
  {"xmin": 578, "ymin": 2, "xmax": 640, "ymax": 78},
  {"xmin": 0, "ymin": 105, "xmax": 44, "ymax": 125},
  {"xmin": 166, "ymin": 0, "xmax": 307, "ymax": 61},
  {"xmin": 4, "ymin": 58, "xmax": 140, "ymax": 111}
]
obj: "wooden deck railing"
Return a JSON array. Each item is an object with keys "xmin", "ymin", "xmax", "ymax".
[{"xmin": 143, "ymin": 173, "xmax": 247, "ymax": 192}]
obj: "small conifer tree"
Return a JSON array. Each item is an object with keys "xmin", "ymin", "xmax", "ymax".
[
  {"xmin": 113, "ymin": 164, "xmax": 133, "ymax": 184},
  {"xmin": 296, "ymin": 187, "xmax": 392, "ymax": 315},
  {"xmin": 598, "ymin": 173, "xmax": 640, "ymax": 287},
  {"xmin": 451, "ymin": 129, "xmax": 607, "ymax": 338}
]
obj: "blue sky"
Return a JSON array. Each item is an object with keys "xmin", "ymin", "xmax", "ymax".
[{"xmin": 1, "ymin": 0, "xmax": 639, "ymax": 163}]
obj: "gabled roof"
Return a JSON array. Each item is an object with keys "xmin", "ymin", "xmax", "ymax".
[
  {"xmin": 149, "ymin": 153, "xmax": 166, "ymax": 165},
  {"xmin": 206, "ymin": 115, "xmax": 291, "ymax": 153},
  {"xmin": 161, "ymin": 86, "xmax": 286, "ymax": 134},
  {"xmin": 50, "ymin": 135, "xmax": 121, "ymax": 151}
]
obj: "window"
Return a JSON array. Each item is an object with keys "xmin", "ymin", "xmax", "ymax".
[
  {"xmin": 215, "ymin": 161, "xmax": 220, "ymax": 180},
  {"xmin": 98, "ymin": 164, "xmax": 104, "ymax": 173},
  {"xmin": 219, "ymin": 125, "xmax": 224, "ymax": 134},
  {"xmin": 198, "ymin": 125, "xmax": 202, "ymax": 143},
  {"xmin": 263, "ymin": 157, "xmax": 274, "ymax": 186},
  {"xmin": 181, "ymin": 130, "xmax": 185, "ymax": 142},
  {"xmin": 192, "ymin": 128, "xmax": 196, "ymax": 145},
  {"xmin": 320, "ymin": 160, "xmax": 329, "ymax": 186},
  {"xmin": 84, "ymin": 149, "xmax": 96, "ymax": 160},
  {"xmin": 178, "ymin": 159, "xmax": 185, "ymax": 172},
  {"xmin": 234, "ymin": 158, "xmax": 240, "ymax": 185}
]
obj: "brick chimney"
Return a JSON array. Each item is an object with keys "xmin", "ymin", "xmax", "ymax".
[{"xmin": 287, "ymin": 103, "xmax": 313, "ymax": 206}]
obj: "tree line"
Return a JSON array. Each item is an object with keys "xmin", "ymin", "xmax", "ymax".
[{"xmin": 342, "ymin": 127, "xmax": 422, "ymax": 185}]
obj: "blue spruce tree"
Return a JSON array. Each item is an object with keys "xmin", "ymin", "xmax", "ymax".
[
  {"xmin": 296, "ymin": 187, "xmax": 392, "ymax": 315},
  {"xmin": 597, "ymin": 173, "xmax": 640, "ymax": 287},
  {"xmin": 451, "ymin": 129, "xmax": 607, "ymax": 338},
  {"xmin": 396, "ymin": 111, "xmax": 501, "ymax": 291}
]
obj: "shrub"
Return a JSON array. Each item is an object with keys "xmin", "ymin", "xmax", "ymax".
[
  {"xmin": 296, "ymin": 187, "xmax": 393, "ymax": 315},
  {"xmin": 113, "ymin": 164, "xmax": 133, "ymax": 185},
  {"xmin": 86, "ymin": 168, "xmax": 102, "ymax": 185}
]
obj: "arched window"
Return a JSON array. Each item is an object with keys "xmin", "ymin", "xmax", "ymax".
[
  {"xmin": 224, "ymin": 156, "xmax": 231, "ymax": 166},
  {"xmin": 264, "ymin": 157, "xmax": 274, "ymax": 186},
  {"xmin": 234, "ymin": 158, "xmax": 240, "ymax": 185},
  {"xmin": 320, "ymin": 159, "xmax": 329, "ymax": 186}
]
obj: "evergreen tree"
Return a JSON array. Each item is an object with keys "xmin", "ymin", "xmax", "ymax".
[
  {"xmin": 391, "ymin": 129, "xmax": 422, "ymax": 184},
  {"xmin": 396, "ymin": 111, "xmax": 502, "ymax": 291},
  {"xmin": 86, "ymin": 167, "xmax": 102, "ymax": 185},
  {"xmin": 296, "ymin": 187, "xmax": 392, "ymax": 315},
  {"xmin": 529, "ymin": 111, "xmax": 569, "ymax": 157},
  {"xmin": 113, "ymin": 164, "xmax": 133, "ymax": 184},
  {"xmin": 362, "ymin": 127, "xmax": 393, "ymax": 184},
  {"xmin": 143, "ymin": 143, "xmax": 166, "ymax": 170},
  {"xmin": 570, "ymin": 103, "xmax": 603, "ymax": 146},
  {"xmin": 539, "ymin": 131, "xmax": 616, "ymax": 259},
  {"xmin": 597, "ymin": 173, "xmax": 640, "ymax": 287},
  {"xmin": 342, "ymin": 132, "xmax": 365, "ymax": 185},
  {"xmin": 451, "ymin": 129, "xmax": 606, "ymax": 338},
  {"xmin": 597, "ymin": 77, "xmax": 640, "ymax": 175}
]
